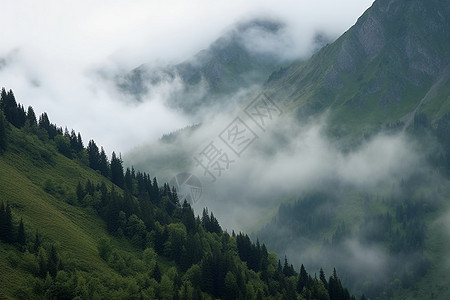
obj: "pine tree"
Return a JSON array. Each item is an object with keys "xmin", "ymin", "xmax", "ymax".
[
  {"xmin": 152, "ymin": 262, "xmax": 162, "ymax": 283},
  {"xmin": 37, "ymin": 248, "xmax": 47, "ymax": 278},
  {"xmin": 110, "ymin": 151, "xmax": 124, "ymax": 188},
  {"xmin": 76, "ymin": 181, "xmax": 85, "ymax": 202},
  {"xmin": 17, "ymin": 218, "xmax": 26, "ymax": 246},
  {"xmin": 33, "ymin": 232, "xmax": 41, "ymax": 253},
  {"xmin": 47, "ymin": 245, "xmax": 59, "ymax": 278},
  {"xmin": 99, "ymin": 147, "xmax": 109, "ymax": 177},
  {"xmin": 77, "ymin": 132, "xmax": 84, "ymax": 151},
  {"xmin": 87, "ymin": 140, "xmax": 100, "ymax": 170},
  {"xmin": 3, "ymin": 202, "xmax": 13, "ymax": 243},
  {"xmin": 320, "ymin": 268, "xmax": 328, "ymax": 289},
  {"xmin": 26, "ymin": 106, "xmax": 37, "ymax": 126},
  {"xmin": 124, "ymin": 168, "xmax": 133, "ymax": 192},
  {"xmin": 0, "ymin": 111, "xmax": 7, "ymax": 151},
  {"xmin": 0, "ymin": 202, "xmax": 5, "ymax": 240},
  {"xmin": 297, "ymin": 264, "xmax": 309, "ymax": 293},
  {"xmin": 0, "ymin": 88, "xmax": 7, "ymax": 110}
]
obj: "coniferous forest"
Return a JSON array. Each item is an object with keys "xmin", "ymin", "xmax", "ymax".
[
  {"xmin": 1, "ymin": 0, "xmax": 449, "ymax": 299},
  {"xmin": 0, "ymin": 88, "xmax": 355, "ymax": 299}
]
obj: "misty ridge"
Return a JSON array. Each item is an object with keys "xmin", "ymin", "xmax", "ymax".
[
  {"xmin": 124, "ymin": 101, "xmax": 425, "ymax": 231},
  {"xmin": 0, "ymin": 0, "xmax": 373, "ymax": 154},
  {"xmin": 1, "ymin": 0, "xmax": 450, "ymax": 299}
]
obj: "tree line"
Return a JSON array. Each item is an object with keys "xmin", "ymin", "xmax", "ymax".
[{"xmin": 0, "ymin": 87, "xmax": 358, "ymax": 299}]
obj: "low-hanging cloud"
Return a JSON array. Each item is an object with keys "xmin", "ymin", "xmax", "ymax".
[
  {"xmin": 125, "ymin": 106, "xmax": 421, "ymax": 233},
  {"xmin": 0, "ymin": 0, "xmax": 374, "ymax": 153}
]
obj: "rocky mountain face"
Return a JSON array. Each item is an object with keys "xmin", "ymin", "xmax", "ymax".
[{"xmin": 266, "ymin": 0, "xmax": 449, "ymax": 138}]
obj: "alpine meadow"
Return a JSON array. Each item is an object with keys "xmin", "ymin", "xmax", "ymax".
[{"xmin": 1, "ymin": 0, "xmax": 449, "ymax": 299}]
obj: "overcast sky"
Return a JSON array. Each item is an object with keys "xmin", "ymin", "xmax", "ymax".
[{"xmin": 0, "ymin": 0, "xmax": 374, "ymax": 154}]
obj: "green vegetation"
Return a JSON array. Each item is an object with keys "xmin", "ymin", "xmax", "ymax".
[{"xmin": 0, "ymin": 89, "xmax": 355, "ymax": 299}]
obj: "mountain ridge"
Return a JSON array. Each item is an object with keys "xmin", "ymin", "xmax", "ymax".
[{"xmin": 264, "ymin": 0, "xmax": 449, "ymax": 140}]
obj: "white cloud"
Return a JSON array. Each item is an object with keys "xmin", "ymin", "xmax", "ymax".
[{"xmin": 0, "ymin": 0, "xmax": 374, "ymax": 153}]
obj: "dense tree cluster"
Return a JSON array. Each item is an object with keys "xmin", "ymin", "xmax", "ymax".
[{"xmin": 0, "ymin": 88, "xmax": 356, "ymax": 299}]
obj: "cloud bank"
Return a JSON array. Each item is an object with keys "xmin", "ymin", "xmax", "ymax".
[{"xmin": 0, "ymin": 0, "xmax": 374, "ymax": 153}]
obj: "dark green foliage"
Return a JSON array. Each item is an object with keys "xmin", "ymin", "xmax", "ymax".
[
  {"xmin": 99, "ymin": 147, "xmax": 109, "ymax": 177},
  {"xmin": 110, "ymin": 151, "xmax": 124, "ymax": 188},
  {"xmin": 201, "ymin": 208, "xmax": 222, "ymax": 234},
  {"xmin": 223, "ymin": 271, "xmax": 239, "ymax": 300},
  {"xmin": 283, "ymin": 256, "xmax": 295, "ymax": 277},
  {"xmin": 328, "ymin": 269, "xmax": 351, "ymax": 300},
  {"xmin": 0, "ymin": 89, "xmax": 26, "ymax": 128},
  {"xmin": 54, "ymin": 135, "xmax": 72, "ymax": 158},
  {"xmin": 76, "ymin": 181, "xmax": 85, "ymax": 202},
  {"xmin": 320, "ymin": 268, "xmax": 328, "ymax": 289},
  {"xmin": 124, "ymin": 167, "xmax": 133, "ymax": 192},
  {"xmin": 0, "ymin": 88, "xmax": 354, "ymax": 300},
  {"xmin": 17, "ymin": 218, "xmax": 26, "ymax": 246},
  {"xmin": 0, "ymin": 110, "xmax": 7, "ymax": 151},
  {"xmin": 152, "ymin": 262, "xmax": 162, "ymax": 282},
  {"xmin": 0, "ymin": 201, "xmax": 13, "ymax": 243},
  {"xmin": 87, "ymin": 140, "xmax": 100, "ymax": 170},
  {"xmin": 47, "ymin": 245, "xmax": 60, "ymax": 278},
  {"xmin": 26, "ymin": 106, "xmax": 37, "ymax": 126},
  {"xmin": 236, "ymin": 232, "xmax": 266, "ymax": 272},
  {"xmin": 38, "ymin": 112, "xmax": 61, "ymax": 139},
  {"xmin": 297, "ymin": 264, "xmax": 309, "ymax": 293},
  {"xmin": 98, "ymin": 238, "xmax": 112, "ymax": 261},
  {"xmin": 33, "ymin": 232, "xmax": 41, "ymax": 253}
]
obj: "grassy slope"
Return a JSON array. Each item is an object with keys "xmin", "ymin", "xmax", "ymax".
[{"xmin": 0, "ymin": 126, "xmax": 138, "ymax": 299}]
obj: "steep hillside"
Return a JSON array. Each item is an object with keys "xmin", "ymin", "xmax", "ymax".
[
  {"xmin": 265, "ymin": 0, "xmax": 450, "ymax": 140},
  {"xmin": 0, "ymin": 90, "xmax": 355, "ymax": 299},
  {"xmin": 254, "ymin": 0, "xmax": 450, "ymax": 298}
]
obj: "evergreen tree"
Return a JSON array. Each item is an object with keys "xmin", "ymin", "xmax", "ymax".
[
  {"xmin": 87, "ymin": 140, "xmax": 100, "ymax": 170},
  {"xmin": 17, "ymin": 218, "xmax": 26, "ymax": 246},
  {"xmin": 1, "ymin": 202, "xmax": 14, "ymax": 243},
  {"xmin": 320, "ymin": 267, "xmax": 328, "ymax": 289},
  {"xmin": 110, "ymin": 152, "xmax": 124, "ymax": 188},
  {"xmin": 297, "ymin": 264, "xmax": 309, "ymax": 293},
  {"xmin": 99, "ymin": 147, "xmax": 109, "ymax": 177},
  {"xmin": 26, "ymin": 106, "xmax": 37, "ymax": 126},
  {"xmin": 47, "ymin": 245, "xmax": 60, "ymax": 278},
  {"xmin": 76, "ymin": 181, "xmax": 85, "ymax": 202},
  {"xmin": 77, "ymin": 132, "xmax": 84, "ymax": 151},
  {"xmin": 152, "ymin": 262, "xmax": 162, "ymax": 283},
  {"xmin": 124, "ymin": 167, "xmax": 133, "ymax": 192},
  {"xmin": 33, "ymin": 232, "xmax": 41, "ymax": 253},
  {"xmin": 0, "ymin": 87, "xmax": 6, "ymax": 110},
  {"xmin": 0, "ymin": 111, "xmax": 7, "ymax": 151},
  {"xmin": 38, "ymin": 112, "xmax": 50, "ymax": 130},
  {"xmin": 0, "ymin": 202, "xmax": 5, "ymax": 241},
  {"xmin": 223, "ymin": 271, "xmax": 239, "ymax": 300},
  {"xmin": 37, "ymin": 248, "xmax": 47, "ymax": 278}
]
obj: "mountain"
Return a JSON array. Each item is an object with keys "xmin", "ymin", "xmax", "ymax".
[
  {"xmin": 0, "ymin": 91, "xmax": 354, "ymax": 299},
  {"xmin": 265, "ymin": 0, "xmax": 450, "ymax": 141},
  {"xmin": 116, "ymin": 19, "xmax": 295, "ymax": 114},
  {"xmin": 254, "ymin": 0, "xmax": 450, "ymax": 299}
]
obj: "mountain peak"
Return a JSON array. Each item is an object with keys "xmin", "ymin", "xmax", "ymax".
[{"xmin": 266, "ymin": 0, "xmax": 450, "ymax": 136}]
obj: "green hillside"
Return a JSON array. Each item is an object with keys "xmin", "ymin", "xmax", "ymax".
[
  {"xmin": 0, "ymin": 90, "xmax": 356, "ymax": 299},
  {"xmin": 265, "ymin": 0, "xmax": 450, "ymax": 142}
]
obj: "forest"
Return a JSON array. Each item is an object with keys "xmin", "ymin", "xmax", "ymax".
[{"xmin": 0, "ymin": 87, "xmax": 358, "ymax": 299}]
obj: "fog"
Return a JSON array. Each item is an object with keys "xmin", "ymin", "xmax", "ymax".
[
  {"xmin": 0, "ymin": 0, "xmax": 373, "ymax": 153},
  {"xmin": 125, "ymin": 102, "xmax": 421, "ymax": 232}
]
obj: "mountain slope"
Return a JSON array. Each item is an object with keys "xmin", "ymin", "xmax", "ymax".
[
  {"xmin": 254, "ymin": 0, "xmax": 450, "ymax": 298},
  {"xmin": 117, "ymin": 19, "xmax": 291, "ymax": 114},
  {"xmin": 265, "ymin": 0, "xmax": 450, "ymax": 140},
  {"xmin": 0, "ymin": 92, "xmax": 355, "ymax": 299}
]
